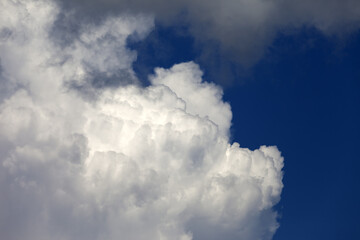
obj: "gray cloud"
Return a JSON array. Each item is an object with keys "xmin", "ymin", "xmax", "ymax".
[{"xmin": 55, "ymin": 0, "xmax": 360, "ymax": 66}]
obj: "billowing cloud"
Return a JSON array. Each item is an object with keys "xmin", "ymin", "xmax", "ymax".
[
  {"xmin": 0, "ymin": 0, "xmax": 283, "ymax": 240},
  {"xmin": 54, "ymin": 0, "xmax": 360, "ymax": 66}
]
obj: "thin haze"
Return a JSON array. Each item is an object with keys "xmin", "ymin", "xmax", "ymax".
[{"xmin": 55, "ymin": 0, "xmax": 360, "ymax": 66}]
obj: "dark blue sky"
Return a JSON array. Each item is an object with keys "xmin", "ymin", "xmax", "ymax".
[{"xmin": 130, "ymin": 25, "xmax": 360, "ymax": 240}]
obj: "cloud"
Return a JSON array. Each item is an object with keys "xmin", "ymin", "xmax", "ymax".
[
  {"xmin": 0, "ymin": 0, "xmax": 283, "ymax": 240},
  {"xmin": 54, "ymin": 0, "xmax": 360, "ymax": 66}
]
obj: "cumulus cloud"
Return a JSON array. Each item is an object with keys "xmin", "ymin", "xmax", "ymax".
[
  {"xmin": 0, "ymin": 0, "xmax": 283, "ymax": 240},
  {"xmin": 54, "ymin": 0, "xmax": 360, "ymax": 66}
]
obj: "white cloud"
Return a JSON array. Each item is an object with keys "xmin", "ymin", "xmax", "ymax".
[
  {"xmin": 150, "ymin": 62, "xmax": 232, "ymax": 136},
  {"xmin": 0, "ymin": 0, "xmax": 283, "ymax": 239}
]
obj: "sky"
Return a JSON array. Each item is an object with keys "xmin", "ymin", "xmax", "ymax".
[{"xmin": 0, "ymin": 0, "xmax": 359, "ymax": 240}]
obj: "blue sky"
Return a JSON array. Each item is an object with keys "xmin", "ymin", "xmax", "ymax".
[
  {"xmin": 240, "ymin": 30, "xmax": 360, "ymax": 239},
  {"xmin": 130, "ymin": 25, "xmax": 360, "ymax": 239},
  {"xmin": 1, "ymin": 0, "xmax": 360, "ymax": 239}
]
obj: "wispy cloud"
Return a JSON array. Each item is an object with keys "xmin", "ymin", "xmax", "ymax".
[{"xmin": 55, "ymin": 0, "xmax": 360, "ymax": 66}]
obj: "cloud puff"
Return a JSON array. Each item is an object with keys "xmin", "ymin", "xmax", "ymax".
[
  {"xmin": 0, "ymin": 0, "xmax": 283, "ymax": 240},
  {"xmin": 55, "ymin": 0, "xmax": 360, "ymax": 66}
]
